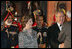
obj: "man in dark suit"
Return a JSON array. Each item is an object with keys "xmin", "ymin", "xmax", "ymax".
[
  {"xmin": 47, "ymin": 10, "xmax": 65, "ymax": 48},
  {"xmin": 1, "ymin": 28, "xmax": 10, "ymax": 48},
  {"xmin": 8, "ymin": 25, "xmax": 19, "ymax": 48},
  {"xmin": 58, "ymin": 10, "xmax": 71, "ymax": 48}
]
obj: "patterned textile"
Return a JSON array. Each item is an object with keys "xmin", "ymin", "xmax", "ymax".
[{"xmin": 19, "ymin": 29, "xmax": 38, "ymax": 48}]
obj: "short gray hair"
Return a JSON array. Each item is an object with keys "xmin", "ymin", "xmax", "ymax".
[{"xmin": 55, "ymin": 10, "xmax": 65, "ymax": 17}]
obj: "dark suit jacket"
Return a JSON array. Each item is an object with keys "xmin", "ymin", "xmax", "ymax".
[
  {"xmin": 58, "ymin": 21, "xmax": 71, "ymax": 48},
  {"xmin": 1, "ymin": 31, "xmax": 10, "ymax": 48},
  {"xmin": 47, "ymin": 23, "xmax": 61, "ymax": 48}
]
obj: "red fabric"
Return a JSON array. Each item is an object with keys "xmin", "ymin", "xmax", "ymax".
[
  {"xmin": 10, "ymin": 12, "xmax": 14, "ymax": 18},
  {"xmin": 14, "ymin": 45, "xmax": 19, "ymax": 48},
  {"xmin": 52, "ymin": 14, "xmax": 56, "ymax": 24},
  {"xmin": 27, "ymin": 1, "xmax": 30, "ymax": 3},
  {"xmin": 18, "ymin": 22, "xmax": 22, "ymax": 32},
  {"xmin": 32, "ymin": 22, "xmax": 37, "ymax": 27},
  {"xmin": 52, "ymin": 23, "xmax": 55, "ymax": 24},
  {"xmin": 12, "ymin": 22, "xmax": 22, "ymax": 32},
  {"xmin": 4, "ymin": 12, "xmax": 9, "ymax": 21},
  {"xmin": 12, "ymin": 21, "xmax": 17, "ymax": 24},
  {"xmin": 4, "ymin": 12, "xmax": 14, "ymax": 21},
  {"xmin": 5, "ymin": 26, "xmax": 7, "ymax": 28}
]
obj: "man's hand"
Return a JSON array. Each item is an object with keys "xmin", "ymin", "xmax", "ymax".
[
  {"xmin": 39, "ymin": 44, "xmax": 46, "ymax": 48},
  {"xmin": 11, "ymin": 46, "xmax": 14, "ymax": 48},
  {"xmin": 5, "ymin": 29, "xmax": 8, "ymax": 33},
  {"xmin": 59, "ymin": 43, "xmax": 64, "ymax": 48}
]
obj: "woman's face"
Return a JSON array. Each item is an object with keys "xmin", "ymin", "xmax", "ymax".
[
  {"xmin": 22, "ymin": 18, "xmax": 33, "ymax": 30},
  {"xmin": 56, "ymin": 12, "xmax": 65, "ymax": 25},
  {"xmin": 26, "ymin": 18, "xmax": 33, "ymax": 26},
  {"xmin": 5, "ymin": 16, "xmax": 12, "ymax": 25},
  {"xmin": 36, "ymin": 16, "xmax": 43, "ymax": 28},
  {"xmin": 22, "ymin": 19, "xmax": 28, "ymax": 28}
]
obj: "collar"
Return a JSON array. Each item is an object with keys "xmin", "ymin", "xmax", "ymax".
[
  {"xmin": 57, "ymin": 23, "xmax": 61, "ymax": 27},
  {"xmin": 57, "ymin": 23, "xmax": 62, "ymax": 31}
]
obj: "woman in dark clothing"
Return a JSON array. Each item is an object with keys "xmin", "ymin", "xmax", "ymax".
[
  {"xmin": 8, "ymin": 25, "xmax": 19, "ymax": 48},
  {"xmin": 1, "ymin": 28, "xmax": 10, "ymax": 48}
]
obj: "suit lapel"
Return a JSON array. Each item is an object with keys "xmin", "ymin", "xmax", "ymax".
[
  {"xmin": 58, "ymin": 24, "xmax": 65, "ymax": 43},
  {"xmin": 55, "ymin": 23, "xmax": 60, "ymax": 33}
]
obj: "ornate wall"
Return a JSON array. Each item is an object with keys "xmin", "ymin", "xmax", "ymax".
[{"xmin": 47, "ymin": 1, "xmax": 71, "ymax": 27}]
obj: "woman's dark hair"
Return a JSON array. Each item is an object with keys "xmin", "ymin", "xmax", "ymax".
[
  {"xmin": 21, "ymin": 15, "xmax": 32, "ymax": 29},
  {"xmin": 21, "ymin": 1, "xmax": 29, "ymax": 16},
  {"xmin": 31, "ymin": 1, "xmax": 40, "ymax": 11},
  {"xmin": 31, "ymin": 1, "xmax": 42, "ymax": 23}
]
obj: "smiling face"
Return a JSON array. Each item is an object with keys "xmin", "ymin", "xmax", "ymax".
[
  {"xmin": 56, "ymin": 12, "xmax": 65, "ymax": 25},
  {"xmin": 36, "ymin": 16, "xmax": 43, "ymax": 28},
  {"xmin": 21, "ymin": 15, "xmax": 32, "ymax": 29},
  {"xmin": 25, "ymin": 18, "xmax": 33, "ymax": 29}
]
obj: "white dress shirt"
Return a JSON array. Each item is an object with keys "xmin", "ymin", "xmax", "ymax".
[
  {"xmin": 57, "ymin": 23, "xmax": 63, "ymax": 48},
  {"xmin": 57, "ymin": 23, "xmax": 62, "ymax": 31}
]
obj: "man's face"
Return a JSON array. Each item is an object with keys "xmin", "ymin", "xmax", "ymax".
[
  {"xmin": 36, "ymin": 16, "xmax": 43, "ymax": 28},
  {"xmin": 56, "ymin": 12, "xmax": 65, "ymax": 24},
  {"xmin": 6, "ymin": 16, "xmax": 13, "ymax": 25},
  {"xmin": 8, "ymin": 15, "xmax": 12, "ymax": 21}
]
